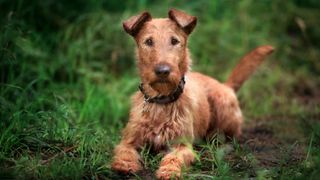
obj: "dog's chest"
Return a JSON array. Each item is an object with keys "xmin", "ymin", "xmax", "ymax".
[
  {"xmin": 138, "ymin": 103, "xmax": 193, "ymax": 149},
  {"xmin": 143, "ymin": 116, "xmax": 182, "ymax": 149}
]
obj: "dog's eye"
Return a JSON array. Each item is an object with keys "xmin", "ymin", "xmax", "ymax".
[
  {"xmin": 171, "ymin": 37, "xmax": 180, "ymax": 46},
  {"xmin": 144, "ymin": 38, "xmax": 153, "ymax": 47}
]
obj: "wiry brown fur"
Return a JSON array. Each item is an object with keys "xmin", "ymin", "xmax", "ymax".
[{"xmin": 112, "ymin": 9, "xmax": 274, "ymax": 179}]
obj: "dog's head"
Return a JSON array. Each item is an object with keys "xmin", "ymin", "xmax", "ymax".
[{"xmin": 123, "ymin": 9, "xmax": 197, "ymax": 96}]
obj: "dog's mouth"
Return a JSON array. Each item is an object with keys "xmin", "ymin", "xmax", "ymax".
[
  {"xmin": 149, "ymin": 79, "xmax": 177, "ymax": 95},
  {"xmin": 151, "ymin": 79, "xmax": 170, "ymax": 84},
  {"xmin": 150, "ymin": 77, "xmax": 177, "ymax": 87}
]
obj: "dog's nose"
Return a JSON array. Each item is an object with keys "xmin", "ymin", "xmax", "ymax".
[{"xmin": 154, "ymin": 64, "xmax": 171, "ymax": 77}]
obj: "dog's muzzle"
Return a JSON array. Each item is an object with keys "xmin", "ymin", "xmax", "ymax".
[
  {"xmin": 154, "ymin": 64, "xmax": 171, "ymax": 78},
  {"xmin": 139, "ymin": 76, "xmax": 186, "ymax": 104}
]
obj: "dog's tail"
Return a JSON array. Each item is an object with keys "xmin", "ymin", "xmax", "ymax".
[{"xmin": 225, "ymin": 45, "xmax": 274, "ymax": 92}]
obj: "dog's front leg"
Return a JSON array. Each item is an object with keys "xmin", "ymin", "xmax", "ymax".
[
  {"xmin": 156, "ymin": 144, "xmax": 195, "ymax": 179},
  {"xmin": 111, "ymin": 142, "xmax": 142, "ymax": 174}
]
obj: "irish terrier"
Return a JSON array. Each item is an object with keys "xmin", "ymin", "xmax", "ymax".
[{"xmin": 111, "ymin": 9, "xmax": 274, "ymax": 179}]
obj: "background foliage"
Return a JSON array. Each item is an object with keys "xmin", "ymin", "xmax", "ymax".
[{"xmin": 1, "ymin": 0, "xmax": 319, "ymax": 179}]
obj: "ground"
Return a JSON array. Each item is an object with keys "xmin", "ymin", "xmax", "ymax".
[{"xmin": 108, "ymin": 115, "xmax": 317, "ymax": 179}]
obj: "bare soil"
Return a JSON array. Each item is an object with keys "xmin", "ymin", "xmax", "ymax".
[{"xmin": 224, "ymin": 117, "xmax": 308, "ymax": 178}]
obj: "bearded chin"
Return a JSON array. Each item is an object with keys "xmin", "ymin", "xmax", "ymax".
[{"xmin": 150, "ymin": 81, "xmax": 177, "ymax": 96}]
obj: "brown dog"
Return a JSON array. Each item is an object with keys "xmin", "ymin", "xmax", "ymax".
[{"xmin": 111, "ymin": 9, "xmax": 274, "ymax": 179}]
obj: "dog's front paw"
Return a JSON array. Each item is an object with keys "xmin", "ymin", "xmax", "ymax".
[
  {"xmin": 156, "ymin": 165, "xmax": 181, "ymax": 180},
  {"xmin": 156, "ymin": 156, "xmax": 182, "ymax": 179},
  {"xmin": 111, "ymin": 156, "xmax": 141, "ymax": 174}
]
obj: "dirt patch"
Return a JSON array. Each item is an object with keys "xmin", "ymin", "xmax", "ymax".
[
  {"xmin": 240, "ymin": 123, "xmax": 305, "ymax": 168},
  {"xmin": 224, "ymin": 118, "xmax": 307, "ymax": 178}
]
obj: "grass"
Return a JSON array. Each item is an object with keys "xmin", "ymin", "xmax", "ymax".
[{"xmin": 1, "ymin": 0, "xmax": 320, "ymax": 179}]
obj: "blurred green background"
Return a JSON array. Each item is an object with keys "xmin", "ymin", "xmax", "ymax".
[{"xmin": 1, "ymin": 0, "xmax": 319, "ymax": 179}]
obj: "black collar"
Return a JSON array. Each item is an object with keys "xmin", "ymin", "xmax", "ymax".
[{"xmin": 139, "ymin": 77, "xmax": 186, "ymax": 104}]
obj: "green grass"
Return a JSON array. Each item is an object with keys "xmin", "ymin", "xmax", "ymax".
[{"xmin": 1, "ymin": 0, "xmax": 320, "ymax": 179}]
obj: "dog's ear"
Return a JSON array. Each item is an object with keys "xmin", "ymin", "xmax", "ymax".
[
  {"xmin": 123, "ymin": 11, "xmax": 152, "ymax": 36},
  {"xmin": 168, "ymin": 9, "xmax": 197, "ymax": 34}
]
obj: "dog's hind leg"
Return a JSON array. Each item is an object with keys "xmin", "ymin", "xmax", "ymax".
[{"xmin": 209, "ymin": 85, "xmax": 243, "ymax": 138}]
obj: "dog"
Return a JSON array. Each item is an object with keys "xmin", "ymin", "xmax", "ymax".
[{"xmin": 111, "ymin": 9, "xmax": 274, "ymax": 179}]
